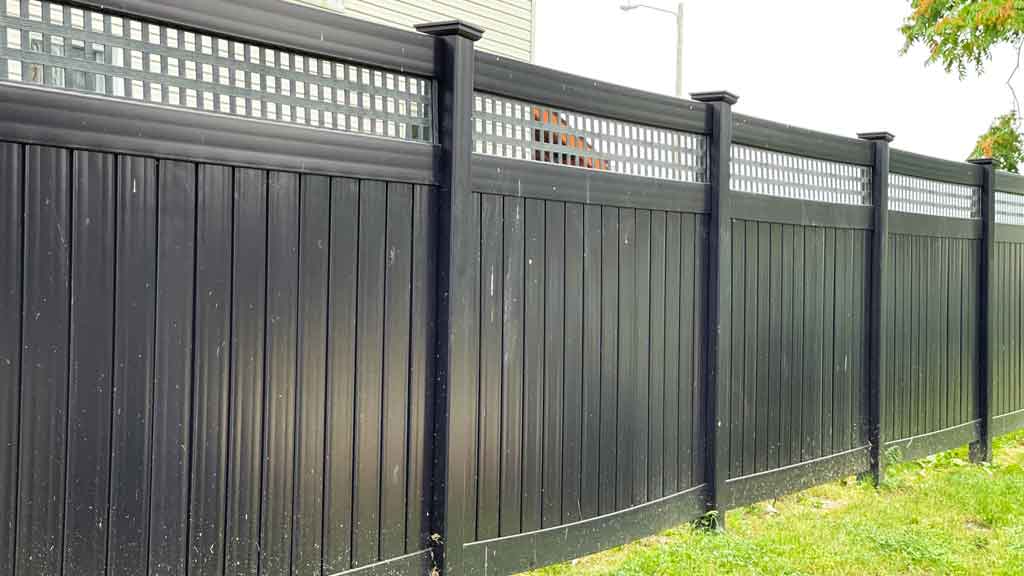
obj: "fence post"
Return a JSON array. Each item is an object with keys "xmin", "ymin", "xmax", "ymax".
[
  {"xmin": 859, "ymin": 132, "xmax": 894, "ymax": 486},
  {"xmin": 415, "ymin": 20, "xmax": 483, "ymax": 576},
  {"xmin": 691, "ymin": 90, "xmax": 738, "ymax": 527},
  {"xmin": 969, "ymin": 157, "xmax": 995, "ymax": 463}
]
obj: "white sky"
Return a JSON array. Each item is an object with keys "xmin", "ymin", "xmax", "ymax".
[{"xmin": 533, "ymin": 0, "xmax": 1022, "ymax": 162}]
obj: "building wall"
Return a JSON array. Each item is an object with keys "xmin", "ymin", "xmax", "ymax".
[{"xmin": 300, "ymin": 0, "xmax": 534, "ymax": 62}]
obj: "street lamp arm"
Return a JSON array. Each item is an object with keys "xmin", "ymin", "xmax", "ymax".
[
  {"xmin": 619, "ymin": 2, "xmax": 685, "ymax": 98},
  {"xmin": 620, "ymin": 3, "xmax": 678, "ymax": 16}
]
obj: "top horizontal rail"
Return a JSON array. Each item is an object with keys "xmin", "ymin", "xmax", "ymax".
[
  {"xmin": 61, "ymin": 0, "xmax": 437, "ymax": 77},
  {"xmin": 732, "ymin": 113, "xmax": 872, "ymax": 166},
  {"xmin": 890, "ymin": 148, "xmax": 981, "ymax": 187},
  {"xmin": 474, "ymin": 51, "xmax": 710, "ymax": 136},
  {"xmin": 996, "ymin": 170, "xmax": 1024, "ymax": 195}
]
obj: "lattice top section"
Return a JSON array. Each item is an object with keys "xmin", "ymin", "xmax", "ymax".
[
  {"xmin": 0, "ymin": 0, "xmax": 433, "ymax": 142},
  {"xmin": 472, "ymin": 92, "xmax": 707, "ymax": 183},
  {"xmin": 996, "ymin": 192, "xmax": 1024, "ymax": 225},
  {"xmin": 730, "ymin": 144, "xmax": 871, "ymax": 205},
  {"xmin": 889, "ymin": 174, "xmax": 979, "ymax": 219}
]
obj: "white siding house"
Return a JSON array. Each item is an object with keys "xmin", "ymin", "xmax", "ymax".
[{"xmin": 298, "ymin": 0, "xmax": 534, "ymax": 62}]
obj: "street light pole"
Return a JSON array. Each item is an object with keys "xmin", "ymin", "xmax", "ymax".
[{"xmin": 621, "ymin": 1, "xmax": 685, "ymax": 98}]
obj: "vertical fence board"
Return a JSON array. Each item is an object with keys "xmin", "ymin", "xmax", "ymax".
[
  {"xmin": 380, "ymin": 182, "xmax": 412, "ymax": 559},
  {"xmin": 767, "ymin": 224, "xmax": 781, "ymax": 466},
  {"xmin": 905, "ymin": 237, "xmax": 916, "ymax": 438},
  {"xmin": 562, "ymin": 203, "xmax": 584, "ymax": 523},
  {"xmin": 939, "ymin": 238, "xmax": 950, "ymax": 430},
  {"xmin": 406, "ymin": 184, "xmax": 436, "ymax": 553},
  {"xmin": 543, "ymin": 201, "xmax": 565, "ymax": 526},
  {"xmin": 754, "ymin": 223, "xmax": 770, "ymax": 473},
  {"xmin": 149, "ymin": 160, "xmax": 197, "ymax": 576},
  {"xmin": 803, "ymin": 228, "xmax": 824, "ymax": 461},
  {"xmin": 463, "ymin": 190, "xmax": 482, "ymax": 546},
  {"xmin": 324, "ymin": 178, "xmax": 358, "ymax": 573},
  {"xmin": 292, "ymin": 175, "xmax": 331, "ymax": 575},
  {"xmin": 634, "ymin": 209, "xmax": 651, "ymax": 505},
  {"xmin": 919, "ymin": 236, "xmax": 929, "ymax": 436},
  {"xmin": 957, "ymin": 242, "xmax": 968, "ymax": 426},
  {"xmin": 225, "ymin": 168, "xmax": 267, "ymax": 576},
  {"xmin": 834, "ymin": 230, "xmax": 850, "ymax": 454},
  {"xmin": 895, "ymin": 237, "xmax": 906, "ymax": 441},
  {"xmin": 523, "ymin": 198, "xmax": 545, "ymax": 531},
  {"xmin": 969, "ymin": 240, "xmax": 979, "ymax": 422},
  {"xmin": 580, "ymin": 204, "xmax": 602, "ymax": 520},
  {"xmin": 663, "ymin": 213, "xmax": 681, "ymax": 490},
  {"xmin": 109, "ymin": 154, "xmax": 157, "ymax": 576},
  {"xmin": 929, "ymin": 238, "xmax": 941, "ymax": 433},
  {"xmin": 1011, "ymin": 241, "xmax": 1019, "ymax": 412},
  {"xmin": 1003, "ymin": 244, "xmax": 1011, "ymax": 417},
  {"xmin": 948, "ymin": 241, "xmax": 961, "ymax": 428},
  {"xmin": 353, "ymin": 180, "xmax": 387, "ymax": 567},
  {"xmin": 821, "ymin": 228, "xmax": 836, "ymax": 457},
  {"xmin": 188, "ymin": 165, "xmax": 233, "ymax": 576},
  {"xmin": 889, "ymin": 238, "xmax": 900, "ymax": 441},
  {"xmin": 477, "ymin": 194, "xmax": 503, "ymax": 540},
  {"xmin": 260, "ymin": 172, "xmax": 300, "ymax": 575},
  {"xmin": 858, "ymin": 232, "xmax": 869, "ymax": 446},
  {"xmin": 779, "ymin": 225, "xmax": 794, "ymax": 466},
  {"xmin": 63, "ymin": 151, "xmax": 115, "ymax": 576},
  {"xmin": 790, "ymin": 227, "xmax": 805, "ymax": 463},
  {"xmin": 765, "ymin": 224, "xmax": 780, "ymax": 467},
  {"xmin": 616, "ymin": 208, "xmax": 636, "ymax": 510},
  {"xmin": 599, "ymin": 206, "xmax": 620, "ymax": 514},
  {"xmin": 729, "ymin": 220, "xmax": 745, "ymax": 478},
  {"xmin": 16, "ymin": 146, "xmax": 70, "ymax": 575},
  {"xmin": 0, "ymin": 143, "xmax": 21, "ymax": 576},
  {"xmin": 500, "ymin": 196, "xmax": 524, "ymax": 535},
  {"xmin": 692, "ymin": 217, "xmax": 708, "ymax": 486},
  {"xmin": 678, "ymin": 214, "xmax": 696, "ymax": 488},
  {"xmin": 1012, "ymin": 243, "xmax": 1020, "ymax": 416},
  {"xmin": 884, "ymin": 238, "xmax": 895, "ymax": 442},
  {"xmin": 648, "ymin": 212, "xmax": 666, "ymax": 497},
  {"xmin": 743, "ymin": 221, "xmax": 757, "ymax": 474},
  {"xmin": 908, "ymin": 237, "xmax": 918, "ymax": 439}
]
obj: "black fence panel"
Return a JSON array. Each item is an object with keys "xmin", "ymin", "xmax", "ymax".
[
  {"xmin": 995, "ymin": 240, "xmax": 1024, "ymax": 420},
  {"xmin": 0, "ymin": 144, "xmax": 436, "ymax": 576},
  {"xmin": 885, "ymin": 234, "xmax": 981, "ymax": 450},
  {"xmin": 727, "ymin": 220, "xmax": 870, "ymax": 481},
  {"xmin": 466, "ymin": 192, "xmax": 709, "ymax": 543}
]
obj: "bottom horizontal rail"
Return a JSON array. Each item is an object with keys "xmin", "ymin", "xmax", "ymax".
[
  {"xmin": 885, "ymin": 420, "xmax": 981, "ymax": 464},
  {"xmin": 330, "ymin": 549, "xmax": 435, "ymax": 576},
  {"xmin": 462, "ymin": 484, "xmax": 709, "ymax": 576},
  {"xmin": 993, "ymin": 409, "xmax": 1024, "ymax": 437},
  {"xmin": 723, "ymin": 447, "xmax": 871, "ymax": 509}
]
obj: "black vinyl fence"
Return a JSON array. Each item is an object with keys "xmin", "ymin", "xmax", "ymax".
[{"xmin": 0, "ymin": 2, "xmax": 1022, "ymax": 575}]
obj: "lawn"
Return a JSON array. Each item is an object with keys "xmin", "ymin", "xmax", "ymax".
[{"xmin": 527, "ymin": 431, "xmax": 1024, "ymax": 575}]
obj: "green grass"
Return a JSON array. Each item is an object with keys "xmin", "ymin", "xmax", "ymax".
[{"xmin": 527, "ymin": 431, "xmax": 1024, "ymax": 575}]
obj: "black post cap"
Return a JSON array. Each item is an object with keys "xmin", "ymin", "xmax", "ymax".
[
  {"xmin": 968, "ymin": 157, "xmax": 994, "ymax": 166},
  {"xmin": 690, "ymin": 91, "xmax": 739, "ymax": 105},
  {"xmin": 415, "ymin": 20, "xmax": 484, "ymax": 41},
  {"xmin": 858, "ymin": 132, "xmax": 895, "ymax": 143}
]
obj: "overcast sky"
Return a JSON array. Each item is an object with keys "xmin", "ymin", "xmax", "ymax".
[{"xmin": 533, "ymin": 0, "xmax": 1020, "ymax": 162}]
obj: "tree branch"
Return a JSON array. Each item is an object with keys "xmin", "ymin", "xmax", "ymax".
[{"xmin": 1008, "ymin": 38, "xmax": 1023, "ymax": 120}]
